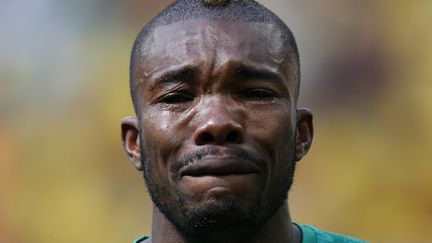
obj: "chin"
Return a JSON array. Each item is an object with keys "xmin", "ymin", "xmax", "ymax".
[
  {"xmin": 149, "ymin": 178, "xmax": 290, "ymax": 243},
  {"xmin": 142, "ymin": 151, "xmax": 297, "ymax": 242},
  {"xmin": 176, "ymin": 194, "xmax": 263, "ymax": 243}
]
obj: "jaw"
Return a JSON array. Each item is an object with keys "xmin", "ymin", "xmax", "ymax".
[
  {"xmin": 151, "ymin": 199, "xmax": 296, "ymax": 243},
  {"xmin": 141, "ymin": 142, "xmax": 298, "ymax": 243},
  {"xmin": 146, "ymin": 174, "xmax": 294, "ymax": 243}
]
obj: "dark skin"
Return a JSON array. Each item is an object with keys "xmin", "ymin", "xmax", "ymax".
[{"xmin": 122, "ymin": 19, "xmax": 313, "ymax": 243}]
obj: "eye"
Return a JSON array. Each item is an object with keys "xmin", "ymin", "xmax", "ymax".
[
  {"xmin": 242, "ymin": 89, "xmax": 278, "ymax": 102},
  {"xmin": 159, "ymin": 93, "xmax": 194, "ymax": 104}
]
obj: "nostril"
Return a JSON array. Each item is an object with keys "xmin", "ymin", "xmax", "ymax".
[
  {"xmin": 196, "ymin": 132, "xmax": 215, "ymax": 146},
  {"xmin": 193, "ymin": 118, "xmax": 245, "ymax": 145},
  {"xmin": 226, "ymin": 130, "xmax": 243, "ymax": 143}
]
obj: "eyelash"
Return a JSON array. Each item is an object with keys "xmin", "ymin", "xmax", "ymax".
[
  {"xmin": 157, "ymin": 89, "xmax": 278, "ymax": 105},
  {"xmin": 159, "ymin": 92, "xmax": 194, "ymax": 104},
  {"xmin": 242, "ymin": 89, "xmax": 278, "ymax": 102}
]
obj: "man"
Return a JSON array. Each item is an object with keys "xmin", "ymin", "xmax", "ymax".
[{"xmin": 121, "ymin": 0, "xmax": 367, "ymax": 242}]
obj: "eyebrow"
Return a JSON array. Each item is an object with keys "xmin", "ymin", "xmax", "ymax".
[
  {"xmin": 233, "ymin": 64, "xmax": 283, "ymax": 83},
  {"xmin": 153, "ymin": 66, "xmax": 196, "ymax": 87},
  {"xmin": 149, "ymin": 64, "xmax": 283, "ymax": 91}
]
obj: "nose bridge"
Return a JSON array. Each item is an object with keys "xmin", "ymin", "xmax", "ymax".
[
  {"xmin": 202, "ymin": 95, "xmax": 232, "ymax": 122},
  {"xmin": 194, "ymin": 95, "xmax": 245, "ymax": 145}
]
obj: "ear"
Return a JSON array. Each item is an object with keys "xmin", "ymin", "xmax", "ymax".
[
  {"xmin": 294, "ymin": 108, "xmax": 313, "ymax": 162},
  {"xmin": 121, "ymin": 116, "xmax": 143, "ymax": 170}
]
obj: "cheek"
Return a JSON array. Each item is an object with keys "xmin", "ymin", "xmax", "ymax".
[
  {"xmin": 141, "ymin": 109, "xmax": 190, "ymax": 182},
  {"xmin": 141, "ymin": 112, "xmax": 175, "ymax": 181},
  {"xmin": 246, "ymin": 107, "xmax": 296, "ymax": 177},
  {"xmin": 248, "ymin": 107, "xmax": 295, "ymax": 151}
]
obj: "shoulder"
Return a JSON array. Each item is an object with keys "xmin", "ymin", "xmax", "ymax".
[{"xmin": 294, "ymin": 223, "xmax": 369, "ymax": 243}]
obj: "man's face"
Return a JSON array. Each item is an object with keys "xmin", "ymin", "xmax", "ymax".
[{"xmin": 123, "ymin": 19, "xmax": 312, "ymax": 241}]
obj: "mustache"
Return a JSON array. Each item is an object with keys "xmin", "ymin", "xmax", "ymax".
[{"xmin": 171, "ymin": 146, "xmax": 266, "ymax": 174}]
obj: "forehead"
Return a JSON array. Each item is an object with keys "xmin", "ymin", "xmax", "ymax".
[{"xmin": 136, "ymin": 19, "xmax": 290, "ymax": 79}]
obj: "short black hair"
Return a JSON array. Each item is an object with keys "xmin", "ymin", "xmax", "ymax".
[{"xmin": 130, "ymin": 0, "xmax": 300, "ymax": 114}]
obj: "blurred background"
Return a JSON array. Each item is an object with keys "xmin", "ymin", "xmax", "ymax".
[{"xmin": 1, "ymin": 0, "xmax": 431, "ymax": 242}]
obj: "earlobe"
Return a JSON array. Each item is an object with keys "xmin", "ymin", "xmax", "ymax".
[
  {"xmin": 294, "ymin": 108, "xmax": 313, "ymax": 162},
  {"xmin": 121, "ymin": 116, "xmax": 143, "ymax": 170}
]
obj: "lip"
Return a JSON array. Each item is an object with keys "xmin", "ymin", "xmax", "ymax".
[{"xmin": 179, "ymin": 156, "xmax": 261, "ymax": 177}]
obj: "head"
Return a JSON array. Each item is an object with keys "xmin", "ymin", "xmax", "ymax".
[{"xmin": 122, "ymin": 0, "xmax": 313, "ymax": 242}]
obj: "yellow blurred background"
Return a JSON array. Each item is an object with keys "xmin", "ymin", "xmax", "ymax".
[{"xmin": 1, "ymin": 0, "xmax": 431, "ymax": 242}]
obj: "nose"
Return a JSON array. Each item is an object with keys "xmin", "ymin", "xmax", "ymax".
[{"xmin": 193, "ymin": 101, "xmax": 245, "ymax": 146}]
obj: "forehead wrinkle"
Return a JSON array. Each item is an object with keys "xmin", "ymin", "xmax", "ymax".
[
  {"xmin": 139, "ymin": 24, "xmax": 215, "ymax": 80},
  {"xmin": 211, "ymin": 22, "xmax": 287, "ymax": 70}
]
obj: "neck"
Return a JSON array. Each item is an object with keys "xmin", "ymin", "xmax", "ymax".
[{"xmin": 149, "ymin": 200, "xmax": 301, "ymax": 243}]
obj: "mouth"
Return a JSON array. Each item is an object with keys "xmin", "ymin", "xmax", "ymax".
[{"xmin": 179, "ymin": 156, "xmax": 261, "ymax": 177}]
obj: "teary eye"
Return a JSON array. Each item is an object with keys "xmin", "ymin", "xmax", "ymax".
[
  {"xmin": 160, "ymin": 93, "xmax": 194, "ymax": 104},
  {"xmin": 242, "ymin": 89, "xmax": 277, "ymax": 102}
]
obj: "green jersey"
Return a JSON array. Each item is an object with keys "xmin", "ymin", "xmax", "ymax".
[
  {"xmin": 133, "ymin": 223, "xmax": 367, "ymax": 243},
  {"xmin": 294, "ymin": 223, "xmax": 367, "ymax": 243}
]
